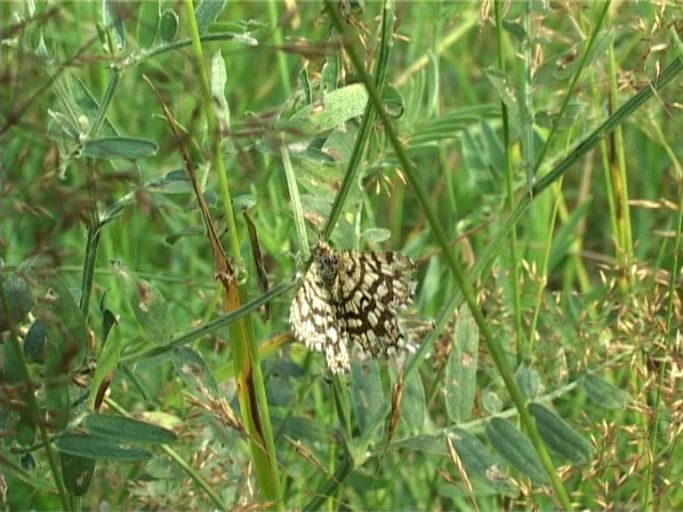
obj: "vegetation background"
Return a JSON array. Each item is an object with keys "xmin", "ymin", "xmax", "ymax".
[{"xmin": 1, "ymin": 0, "xmax": 682, "ymax": 510}]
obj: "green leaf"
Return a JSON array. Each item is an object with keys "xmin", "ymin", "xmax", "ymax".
[
  {"xmin": 448, "ymin": 429, "xmax": 516, "ymax": 495},
  {"xmin": 320, "ymin": 48, "xmax": 340, "ymax": 93},
  {"xmin": 136, "ymin": 0, "xmax": 159, "ymax": 48},
  {"xmin": 44, "ymin": 346, "xmax": 71, "ymax": 431},
  {"xmin": 535, "ymin": 99, "xmax": 587, "ymax": 131},
  {"xmin": 56, "ymin": 432, "xmax": 152, "ymax": 462},
  {"xmin": 528, "ymin": 403, "xmax": 594, "ymax": 464},
  {"xmin": 159, "ymin": 8, "xmax": 179, "ymax": 42},
  {"xmin": 102, "ymin": 0, "xmax": 127, "ymax": 51},
  {"xmin": 392, "ymin": 434, "xmax": 446, "ymax": 456},
  {"xmin": 61, "ymin": 454, "xmax": 95, "ymax": 496},
  {"xmin": 211, "ymin": 50, "xmax": 234, "ymax": 153},
  {"xmin": 113, "ymin": 261, "xmax": 174, "ymax": 344},
  {"xmin": 534, "ymin": 30, "xmax": 614, "ymax": 85},
  {"xmin": 297, "ymin": 66, "xmax": 312, "ymax": 106},
  {"xmin": 0, "ymin": 273, "xmax": 34, "ymax": 331},
  {"xmin": 17, "ymin": 407, "xmax": 37, "ymax": 447},
  {"xmin": 34, "ymin": 276, "xmax": 88, "ymax": 431},
  {"xmin": 484, "ymin": 66, "xmax": 519, "ymax": 125},
  {"xmin": 515, "ymin": 363, "xmax": 540, "ymax": 400},
  {"xmin": 408, "ymin": 105, "xmax": 499, "ymax": 147},
  {"xmin": 4, "ymin": 334, "xmax": 26, "ymax": 385},
  {"xmin": 381, "ymin": 84, "xmax": 404, "ymax": 118},
  {"xmin": 82, "ymin": 137, "xmax": 158, "ymax": 159},
  {"xmin": 486, "ymin": 418, "xmax": 549, "ymax": 485},
  {"xmin": 582, "ymin": 374, "xmax": 630, "ymax": 410},
  {"xmin": 460, "ymin": 122, "xmax": 504, "ymax": 194},
  {"xmin": 100, "ymin": 304, "xmax": 117, "ymax": 345},
  {"xmin": 20, "ymin": 453, "xmax": 35, "ymax": 471},
  {"xmin": 146, "ymin": 170, "xmax": 193, "ymax": 195},
  {"xmin": 481, "ymin": 389, "xmax": 503, "ymax": 415},
  {"xmin": 88, "ymin": 330, "xmax": 121, "ymax": 410},
  {"xmin": 351, "ymin": 360, "xmax": 384, "ymax": 435},
  {"xmin": 172, "ymin": 347, "xmax": 219, "ymax": 397},
  {"xmin": 83, "ymin": 413, "xmax": 177, "ymax": 444},
  {"xmin": 40, "ymin": 276, "xmax": 88, "ymax": 368},
  {"xmin": 287, "ymin": 83, "xmax": 369, "ymax": 135},
  {"xmin": 401, "ymin": 370, "xmax": 426, "ymax": 432},
  {"xmin": 4, "ymin": 335, "xmax": 36, "ymax": 446},
  {"xmin": 445, "ymin": 304, "xmax": 479, "ymax": 423},
  {"xmin": 194, "ymin": 0, "xmax": 227, "ymax": 34},
  {"xmin": 361, "ymin": 228, "xmax": 391, "ymax": 243},
  {"xmin": 548, "ymin": 200, "xmax": 591, "ymax": 273},
  {"xmin": 24, "ymin": 319, "xmax": 48, "ymax": 362},
  {"xmin": 502, "ymin": 20, "xmax": 527, "ymax": 42}
]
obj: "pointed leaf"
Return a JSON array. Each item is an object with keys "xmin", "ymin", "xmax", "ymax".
[
  {"xmin": 173, "ymin": 347, "xmax": 219, "ymax": 397},
  {"xmin": 83, "ymin": 413, "xmax": 177, "ymax": 444},
  {"xmin": 61, "ymin": 454, "xmax": 95, "ymax": 496},
  {"xmin": 159, "ymin": 8, "xmax": 179, "ymax": 42},
  {"xmin": 82, "ymin": 137, "xmax": 158, "ymax": 159},
  {"xmin": 194, "ymin": 0, "xmax": 227, "ymax": 34},
  {"xmin": 445, "ymin": 304, "xmax": 479, "ymax": 422},
  {"xmin": 582, "ymin": 374, "xmax": 630, "ymax": 410},
  {"xmin": 102, "ymin": 0, "xmax": 127, "ymax": 50},
  {"xmin": 211, "ymin": 51, "xmax": 233, "ymax": 152},
  {"xmin": 0, "ymin": 273, "xmax": 33, "ymax": 331},
  {"xmin": 486, "ymin": 418, "xmax": 549, "ymax": 485},
  {"xmin": 56, "ymin": 432, "xmax": 152, "ymax": 461},
  {"xmin": 401, "ymin": 370, "xmax": 426, "ymax": 431},
  {"xmin": 351, "ymin": 360, "xmax": 384, "ymax": 434},
  {"xmin": 448, "ymin": 429, "xmax": 516, "ymax": 495},
  {"xmin": 529, "ymin": 403, "xmax": 594, "ymax": 464},
  {"xmin": 361, "ymin": 228, "xmax": 391, "ymax": 243},
  {"xmin": 24, "ymin": 319, "xmax": 48, "ymax": 362},
  {"xmin": 515, "ymin": 363, "xmax": 541, "ymax": 400},
  {"xmin": 288, "ymin": 83, "xmax": 368, "ymax": 134},
  {"xmin": 113, "ymin": 262, "xmax": 174, "ymax": 344},
  {"xmin": 89, "ymin": 330, "xmax": 121, "ymax": 410},
  {"xmin": 136, "ymin": 0, "xmax": 159, "ymax": 48}
]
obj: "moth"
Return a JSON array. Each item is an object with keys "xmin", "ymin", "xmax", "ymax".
[{"xmin": 289, "ymin": 242, "xmax": 417, "ymax": 373}]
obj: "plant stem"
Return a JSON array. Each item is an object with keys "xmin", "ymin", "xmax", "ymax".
[
  {"xmin": 493, "ymin": 0, "xmax": 524, "ymax": 363},
  {"xmin": 182, "ymin": 0, "xmax": 283, "ymax": 505},
  {"xmin": 326, "ymin": 1, "xmax": 572, "ymax": 506}
]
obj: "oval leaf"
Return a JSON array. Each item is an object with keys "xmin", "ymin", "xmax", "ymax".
[
  {"xmin": 40, "ymin": 276, "xmax": 88, "ymax": 371},
  {"xmin": 61, "ymin": 454, "xmax": 95, "ymax": 496},
  {"xmin": 445, "ymin": 304, "xmax": 479, "ymax": 423},
  {"xmin": 288, "ymin": 83, "xmax": 368, "ymax": 134},
  {"xmin": 401, "ymin": 370, "xmax": 426, "ymax": 432},
  {"xmin": 351, "ymin": 359, "xmax": 383, "ymax": 435},
  {"xmin": 194, "ymin": 0, "xmax": 227, "ymax": 34},
  {"xmin": 82, "ymin": 137, "xmax": 158, "ymax": 159},
  {"xmin": 56, "ymin": 432, "xmax": 152, "ymax": 462},
  {"xmin": 159, "ymin": 8, "xmax": 179, "ymax": 42},
  {"xmin": 113, "ymin": 262, "xmax": 174, "ymax": 344},
  {"xmin": 88, "ymin": 331, "xmax": 121, "ymax": 410},
  {"xmin": 24, "ymin": 319, "xmax": 48, "ymax": 362},
  {"xmin": 515, "ymin": 364, "xmax": 541, "ymax": 400},
  {"xmin": 361, "ymin": 228, "xmax": 391, "ymax": 243},
  {"xmin": 83, "ymin": 413, "xmax": 177, "ymax": 444},
  {"xmin": 529, "ymin": 403, "xmax": 594, "ymax": 464},
  {"xmin": 172, "ymin": 347, "xmax": 219, "ymax": 397},
  {"xmin": 448, "ymin": 429, "xmax": 516, "ymax": 496},
  {"xmin": 0, "ymin": 273, "xmax": 33, "ymax": 331},
  {"xmin": 486, "ymin": 418, "xmax": 549, "ymax": 485},
  {"xmin": 136, "ymin": 0, "xmax": 159, "ymax": 48},
  {"xmin": 582, "ymin": 374, "xmax": 630, "ymax": 410}
]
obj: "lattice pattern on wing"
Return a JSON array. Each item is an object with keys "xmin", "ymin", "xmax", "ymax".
[{"xmin": 289, "ymin": 241, "xmax": 416, "ymax": 373}]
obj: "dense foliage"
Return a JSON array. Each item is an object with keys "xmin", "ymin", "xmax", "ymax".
[{"xmin": 1, "ymin": 1, "xmax": 682, "ymax": 509}]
